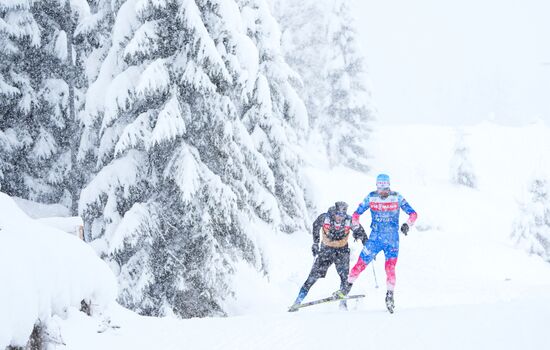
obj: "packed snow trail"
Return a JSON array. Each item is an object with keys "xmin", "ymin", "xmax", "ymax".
[{"xmin": 59, "ymin": 289, "xmax": 550, "ymax": 350}]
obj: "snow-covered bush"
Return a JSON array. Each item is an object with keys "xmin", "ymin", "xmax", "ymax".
[
  {"xmin": 450, "ymin": 130, "xmax": 477, "ymax": 188},
  {"xmin": 0, "ymin": 192, "xmax": 117, "ymax": 348},
  {"xmin": 512, "ymin": 177, "xmax": 550, "ymax": 261}
]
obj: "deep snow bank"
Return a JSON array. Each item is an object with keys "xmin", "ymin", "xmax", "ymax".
[{"xmin": 0, "ymin": 192, "xmax": 117, "ymax": 348}]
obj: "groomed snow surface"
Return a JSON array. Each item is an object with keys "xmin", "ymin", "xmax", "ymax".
[{"xmin": 4, "ymin": 122, "xmax": 550, "ymax": 349}]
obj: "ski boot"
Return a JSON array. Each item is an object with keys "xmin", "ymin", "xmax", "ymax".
[
  {"xmin": 339, "ymin": 300, "xmax": 348, "ymax": 311},
  {"xmin": 332, "ymin": 290, "xmax": 346, "ymax": 300},
  {"xmin": 288, "ymin": 287, "xmax": 308, "ymax": 312},
  {"xmin": 385, "ymin": 290, "xmax": 395, "ymax": 313},
  {"xmin": 288, "ymin": 302, "xmax": 301, "ymax": 312},
  {"xmin": 332, "ymin": 281, "xmax": 353, "ymax": 300}
]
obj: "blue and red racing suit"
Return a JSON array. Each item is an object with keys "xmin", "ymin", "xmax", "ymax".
[{"xmin": 348, "ymin": 191, "xmax": 417, "ymax": 291}]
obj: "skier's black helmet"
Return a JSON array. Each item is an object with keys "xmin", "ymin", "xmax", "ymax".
[
  {"xmin": 333, "ymin": 201, "xmax": 348, "ymax": 223},
  {"xmin": 334, "ymin": 201, "xmax": 348, "ymax": 214}
]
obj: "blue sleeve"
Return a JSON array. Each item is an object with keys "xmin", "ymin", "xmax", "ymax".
[
  {"xmin": 398, "ymin": 194, "xmax": 416, "ymax": 215},
  {"xmin": 356, "ymin": 194, "xmax": 371, "ymax": 215}
]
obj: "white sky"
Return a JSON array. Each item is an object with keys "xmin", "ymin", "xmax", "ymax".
[{"xmin": 352, "ymin": 0, "xmax": 550, "ymax": 126}]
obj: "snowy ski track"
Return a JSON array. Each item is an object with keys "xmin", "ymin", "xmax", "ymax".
[{"xmin": 57, "ymin": 123, "xmax": 550, "ymax": 350}]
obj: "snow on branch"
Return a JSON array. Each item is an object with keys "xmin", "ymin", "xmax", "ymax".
[
  {"xmin": 30, "ymin": 128, "xmax": 57, "ymax": 161},
  {"xmin": 136, "ymin": 58, "xmax": 170, "ymax": 97},
  {"xmin": 180, "ymin": 59, "xmax": 217, "ymax": 93},
  {"xmin": 149, "ymin": 93, "xmax": 187, "ymax": 147},
  {"xmin": 179, "ymin": 0, "xmax": 231, "ymax": 83},
  {"xmin": 0, "ymin": 74, "xmax": 20, "ymax": 97},
  {"xmin": 102, "ymin": 66, "xmax": 142, "ymax": 132},
  {"xmin": 0, "ymin": 0, "xmax": 31, "ymax": 11},
  {"xmin": 74, "ymin": 8, "xmax": 106, "ymax": 37},
  {"xmin": 115, "ymin": 111, "xmax": 153, "ymax": 156},
  {"xmin": 163, "ymin": 143, "xmax": 202, "ymax": 204},
  {"xmin": 123, "ymin": 20, "xmax": 160, "ymax": 62},
  {"xmin": 2, "ymin": 10, "xmax": 40, "ymax": 46},
  {"xmin": 107, "ymin": 202, "xmax": 152, "ymax": 254},
  {"xmin": 135, "ymin": 0, "xmax": 168, "ymax": 17},
  {"xmin": 111, "ymin": 0, "xmax": 141, "ymax": 47},
  {"xmin": 79, "ymin": 150, "xmax": 147, "ymax": 214}
]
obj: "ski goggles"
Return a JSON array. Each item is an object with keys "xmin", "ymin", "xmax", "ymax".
[{"xmin": 334, "ymin": 211, "xmax": 346, "ymax": 221}]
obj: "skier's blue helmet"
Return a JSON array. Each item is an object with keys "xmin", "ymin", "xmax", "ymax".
[{"xmin": 376, "ymin": 174, "xmax": 390, "ymax": 190}]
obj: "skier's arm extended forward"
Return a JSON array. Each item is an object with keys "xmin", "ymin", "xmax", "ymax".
[
  {"xmin": 312, "ymin": 213, "xmax": 325, "ymax": 244},
  {"xmin": 352, "ymin": 194, "xmax": 371, "ymax": 226},
  {"xmin": 398, "ymin": 194, "xmax": 417, "ymax": 235}
]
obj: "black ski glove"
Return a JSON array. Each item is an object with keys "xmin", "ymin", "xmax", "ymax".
[
  {"xmin": 400, "ymin": 223, "xmax": 409, "ymax": 235},
  {"xmin": 353, "ymin": 225, "xmax": 368, "ymax": 245},
  {"xmin": 312, "ymin": 243, "xmax": 320, "ymax": 257}
]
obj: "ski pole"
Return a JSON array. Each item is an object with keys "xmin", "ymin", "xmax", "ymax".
[{"xmin": 372, "ymin": 262, "xmax": 379, "ymax": 288}]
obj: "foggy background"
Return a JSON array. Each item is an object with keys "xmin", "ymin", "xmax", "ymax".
[{"xmin": 352, "ymin": 0, "xmax": 550, "ymax": 126}]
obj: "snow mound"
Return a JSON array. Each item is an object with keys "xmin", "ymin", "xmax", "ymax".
[
  {"xmin": 13, "ymin": 196, "xmax": 71, "ymax": 219},
  {"xmin": 0, "ymin": 192, "xmax": 117, "ymax": 348}
]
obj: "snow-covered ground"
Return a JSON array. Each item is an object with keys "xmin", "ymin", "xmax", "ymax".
[
  {"xmin": 57, "ymin": 292, "xmax": 550, "ymax": 350},
  {"xmin": 0, "ymin": 193, "xmax": 117, "ymax": 348},
  {"xmin": 4, "ymin": 122, "xmax": 550, "ymax": 349}
]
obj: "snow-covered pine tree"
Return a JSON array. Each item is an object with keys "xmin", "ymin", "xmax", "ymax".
[
  {"xmin": 324, "ymin": 0, "xmax": 374, "ymax": 171},
  {"xmin": 450, "ymin": 130, "xmax": 477, "ymax": 188},
  {"xmin": 512, "ymin": 177, "xmax": 550, "ymax": 262},
  {"xmin": 0, "ymin": 0, "xmax": 91, "ymax": 210},
  {"xmin": 271, "ymin": 0, "xmax": 374, "ymax": 172},
  {"xmin": 238, "ymin": 0, "xmax": 309, "ymax": 233},
  {"xmin": 78, "ymin": 0, "xmax": 309, "ymax": 318},
  {"xmin": 270, "ymin": 0, "xmax": 327, "ymax": 129},
  {"xmin": 0, "ymin": 0, "xmax": 41, "ymax": 196},
  {"xmin": 74, "ymin": 0, "xmax": 116, "ymax": 199}
]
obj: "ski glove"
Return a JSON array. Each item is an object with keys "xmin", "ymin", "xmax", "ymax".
[
  {"xmin": 312, "ymin": 243, "xmax": 320, "ymax": 257},
  {"xmin": 352, "ymin": 225, "xmax": 368, "ymax": 244},
  {"xmin": 400, "ymin": 223, "xmax": 409, "ymax": 235}
]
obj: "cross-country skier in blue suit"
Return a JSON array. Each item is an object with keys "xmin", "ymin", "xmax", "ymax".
[{"xmin": 335, "ymin": 174, "xmax": 417, "ymax": 312}]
